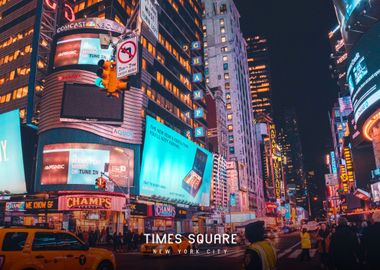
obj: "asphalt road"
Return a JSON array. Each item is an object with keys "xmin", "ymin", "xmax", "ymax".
[{"xmin": 114, "ymin": 232, "xmax": 321, "ymax": 270}]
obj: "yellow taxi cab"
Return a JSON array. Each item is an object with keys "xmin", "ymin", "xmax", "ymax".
[
  {"xmin": 0, "ymin": 227, "xmax": 116, "ymax": 270},
  {"xmin": 140, "ymin": 234, "xmax": 191, "ymax": 257}
]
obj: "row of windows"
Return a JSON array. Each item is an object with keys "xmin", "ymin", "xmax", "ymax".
[
  {"xmin": 0, "ymin": 85, "xmax": 28, "ymax": 104},
  {"xmin": 157, "ymin": 34, "xmax": 191, "ymax": 74},
  {"xmin": 156, "ymin": 71, "xmax": 192, "ymax": 107},
  {"xmin": 143, "ymin": 83, "xmax": 193, "ymax": 127},
  {"xmin": 74, "ymin": 0, "xmax": 102, "ymax": 13},
  {"xmin": 0, "ymin": 44, "xmax": 31, "ymax": 66},
  {"xmin": 0, "ymin": 64, "xmax": 30, "ymax": 86},
  {"xmin": 0, "ymin": 27, "xmax": 33, "ymax": 50}
]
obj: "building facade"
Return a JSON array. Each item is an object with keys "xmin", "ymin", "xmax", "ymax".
[{"xmin": 202, "ymin": 0, "xmax": 264, "ymax": 216}]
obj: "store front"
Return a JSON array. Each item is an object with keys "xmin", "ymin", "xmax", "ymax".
[{"xmin": 127, "ymin": 202, "xmax": 151, "ymax": 234}]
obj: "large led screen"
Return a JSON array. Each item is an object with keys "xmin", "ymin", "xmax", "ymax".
[
  {"xmin": 0, "ymin": 110, "xmax": 26, "ymax": 194},
  {"xmin": 61, "ymin": 83, "xmax": 124, "ymax": 125},
  {"xmin": 53, "ymin": 33, "xmax": 113, "ymax": 68},
  {"xmin": 140, "ymin": 116, "xmax": 213, "ymax": 206},
  {"xmin": 347, "ymin": 21, "xmax": 380, "ymax": 125},
  {"xmin": 40, "ymin": 143, "xmax": 134, "ymax": 188}
]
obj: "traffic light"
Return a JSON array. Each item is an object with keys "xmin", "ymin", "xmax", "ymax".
[
  {"xmin": 96, "ymin": 60, "xmax": 130, "ymax": 97},
  {"xmin": 95, "ymin": 176, "xmax": 107, "ymax": 190}
]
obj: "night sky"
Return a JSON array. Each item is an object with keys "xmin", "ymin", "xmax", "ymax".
[{"xmin": 235, "ymin": 0, "xmax": 339, "ymax": 173}]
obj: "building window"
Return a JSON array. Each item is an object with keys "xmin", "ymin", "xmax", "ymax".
[
  {"xmin": 205, "ymin": 68, "xmax": 209, "ymax": 75},
  {"xmin": 229, "ymin": 147, "xmax": 235, "ymax": 154},
  {"xmin": 220, "ymin": 27, "xmax": 225, "ymax": 33},
  {"xmin": 227, "ymin": 114, "xmax": 233, "ymax": 121},
  {"xmin": 224, "ymin": 73, "xmax": 230, "ymax": 80},
  {"xmin": 204, "ymin": 41, "xmax": 208, "ymax": 48},
  {"xmin": 218, "ymin": 75, "xmax": 222, "ymax": 80},
  {"xmin": 220, "ymin": 4, "xmax": 227, "ymax": 14},
  {"xmin": 228, "ymin": 125, "xmax": 233, "ymax": 131},
  {"xmin": 221, "ymin": 36, "xmax": 226, "ymax": 42},
  {"xmin": 223, "ymin": 55, "xmax": 228, "ymax": 62},
  {"xmin": 221, "ymin": 46, "xmax": 228, "ymax": 53},
  {"xmin": 226, "ymin": 92, "xmax": 231, "ymax": 99},
  {"xmin": 228, "ymin": 135, "xmax": 234, "ymax": 143},
  {"xmin": 223, "ymin": 63, "xmax": 229, "ymax": 70},
  {"xmin": 226, "ymin": 103, "xmax": 232, "ymax": 110},
  {"xmin": 225, "ymin": 83, "xmax": 230, "ymax": 90},
  {"xmin": 220, "ymin": 18, "xmax": 225, "ymax": 26}
]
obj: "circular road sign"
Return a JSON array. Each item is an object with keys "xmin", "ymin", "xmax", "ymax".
[{"xmin": 117, "ymin": 40, "xmax": 137, "ymax": 64}]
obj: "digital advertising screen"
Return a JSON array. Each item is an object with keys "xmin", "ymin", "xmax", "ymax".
[
  {"xmin": 61, "ymin": 83, "xmax": 124, "ymax": 125},
  {"xmin": 40, "ymin": 143, "xmax": 134, "ymax": 188},
  {"xmin": 140, "ymin": 116, "xmax": 213, "ymax": 206},
  {"xmin": 347, "ymin": 21, "xmax": 380, "ymax": 125},
  {"xmin": 53, "ymin": 33, "xmax": 113, "ymax": 68},
  {"xmin": 0, "ymin": 110, "xmax": 26, "ymax": 194}
]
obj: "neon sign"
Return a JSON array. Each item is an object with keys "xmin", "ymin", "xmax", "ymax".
[{"xmin": 44, "ymin": 0, "xmax": 75, "ymax": 22}]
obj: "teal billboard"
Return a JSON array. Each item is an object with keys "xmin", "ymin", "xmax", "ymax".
[
  {"xmin": 140, "ymin": 116, "xmax": 213, "ymax": 206},
  {"xmin": 0, "ymin": 110, "xmax": 26, "ymax": 194}
]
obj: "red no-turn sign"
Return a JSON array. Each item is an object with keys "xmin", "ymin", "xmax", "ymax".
[{"xmin": 116, "ymin": 36, "xmax": 139, "ymax": 79}]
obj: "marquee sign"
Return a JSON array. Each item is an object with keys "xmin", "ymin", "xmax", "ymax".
[
  {"xmin": 58, "ymin": 195, "xmax": 125, "ymax": 211},
  {"xmin": 25, "ymin": 199, "xmax": 58, "ymax": 212}
]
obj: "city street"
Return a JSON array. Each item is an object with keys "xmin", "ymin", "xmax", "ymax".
[{"xmin": 114, "ymin": 232, "xmax": 321, "ymax": 270}]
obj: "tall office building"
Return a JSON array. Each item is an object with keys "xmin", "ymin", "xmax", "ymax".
[
  {"xmin": 72, "ymin": 0, "xmax": 208, "ymax": 146},
  {"xmin": 277, "ymin": 108, "xmax": 307, "ymax": 209},
  {"xmin": 0, "ymin": 0, "xmax": 75, "ymax": 124},
  {"xmin": 203, "ymin": 0, "xmax": 264, "ymax": 216},
  {"xmin": 246, "ymin": 36, "xmax": 273, "ymax": 121}
]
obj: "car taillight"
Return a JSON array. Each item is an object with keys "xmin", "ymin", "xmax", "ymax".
[{"xmin": 0, "ymin": 255, "xmax": 5, "ymax": 270}]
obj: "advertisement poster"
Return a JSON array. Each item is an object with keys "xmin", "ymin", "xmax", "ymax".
[
  {"xmin": 41, "ymin": 143, "xmax": 134, "ymax": 187},
  {"xmin": 54, "ymin": 33, "xmax": 113, "ymax": 68},
  {"xmin": 140, "ymin": 116, "xmax": 213, "ymax": 206},
  {"xmin": 0, "ymin": 110, "xmax": 26, "ymax": 194}
]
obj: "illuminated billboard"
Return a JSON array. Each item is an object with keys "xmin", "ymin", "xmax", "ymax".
[
  {"xmin": 40, "ymin": 143, "xmax": 134, "ymax": 188},
  {"xmin": 0, "ymin": 110, "xmax": 26, "ymax": 194},
  {"xmin": 53, "ymin": 33, "xmax": 113, "ymax": 68},
  {"xmin": 347, "ymin": 21, "xmax": 380, "ymax": 126},
  {"xmin": 140, "ymin": 116, "xmax": 213, "ymax": 206}
]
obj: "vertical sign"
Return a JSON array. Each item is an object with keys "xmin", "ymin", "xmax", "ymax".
[
  {"xmin": 141, "ymin": 0, "xmax": 159, "ymax": 39},
  {"xmin": 330, "ymin": 151, "xmax": 337, "ymax": 174},
  {"xmin": 116, "ymin": 36, "xmax": 139, "ymax": 78},
  {"xmin": 343, "ymin": 147, "xmax": 355, "ymax": 186}
]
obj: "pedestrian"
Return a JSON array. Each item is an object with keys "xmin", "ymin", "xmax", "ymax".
[
  {"xmin": 100, "ymin": 227, "xmax": 106, "ymax": 244},
  {"xmin": 241, "ymin": 221, "xmax": 277, "ymax": 270},
  {"xmin": 126, "ymin": 229, "xmax": 132, "ymax": 251},
  {"xmin": 300, "ymin": 227, "xmax": 312, "ymax": 261},
  {"xmin": 83, "ymin": 230, "xmax": 89, "ymax": 244},
  {"xmin": 132, "ymin": 230, "xmax": 139, "ymax": 250},
  {"xmin": 95, "ymin": 227, "xmax": 100, "ymax": 245},
  {"xmin": 317, "ymin": 223, "xmax": 330, "ymax": 268},
  {"xmin": 118, "ymin": 232, "xmax": 123, "ymax": 251},
  {"xmin": 77, "ymin": 226, "xmax": 84, "ymax": 241},
  {"xmin": 362, "ymin": 212, "xmax": 380, "ymax": 270},
  {"xmin": 113, "ymin": 232, "xmax": 119, "ymax": 252},
  {"xmin": 329, "ymin": 217, "xmax": 361, "ymax": 270}
]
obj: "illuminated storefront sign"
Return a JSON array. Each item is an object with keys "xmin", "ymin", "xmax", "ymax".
[
  {"xmin": 191, "ymin": 41, "xmax": 201, "ymax": 50},
  {"xmin": 193, "ymin": 90, "xmax": 203, "ymax": 100},
  {"xmin": 343, "ymin": 147, "xmax": 355, "ymax": 185},
  {"xmin": 25, "ymin": 200, "xmax": 58, "ymax": 212},
  {"xmin": 45, "ymin": 0, "xmax": 75, "ymax": 22},
  {"xmin": 193, "ymin": 73, "xmax": 203, "ymax": 83},
  {"xmin": 192, "ymin": 57, "xmax": 202, "ymax": 66},
  {"xmin": 58, "ymin": 195, "xmax": 125, "ymax": 211},
  {"xmin": 5, "ymin": 202, "xmax": 25, "ymax": 212},
  {"xmin": 194, "ymin": 108, "xmax": 204, "ymax": 119},
  {"xmin": 155, "ymin": 204, "xmax": 176, "ymax": 217},
  {"xmin": 56, "ymin": 18, "xmax": 124, "ymax": 34},
  {"xmin": 340, "ymin": 164, "xmax": 349, "ymax": 193},
  {"xmin": 330, "ymin": 151, "xmax": 337, "ymax": 174},
  {"xmin": 195, "ymin": 127, "xmax": 205, "ymax": 137}
]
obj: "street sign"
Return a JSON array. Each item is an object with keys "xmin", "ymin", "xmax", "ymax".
[
  {"xmin": 116, "ymin": 36, "xmax": 139, "ymax": 79},
  {"xmin": 105, "ymin": 180, "xmax": 115, "ymax": 192},
  {"xmin": 325, "ymin": 173, "xmax": 338, "ymax": 186},
  {"xmin": 141, "ymin": 0, "xmax": 158, "ymax": 39}
]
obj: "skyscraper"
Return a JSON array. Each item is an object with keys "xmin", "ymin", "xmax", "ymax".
[
  {"xmin": 246, "ymin": 36, "xmax": 273, "ymax": 121},
  {"xmin": 277, "ymin": 108, "xmax": 307, "ymax": 209},
  {"xmin": 202, "ymin": 0, "xmax": 264, "ymax": 215}
]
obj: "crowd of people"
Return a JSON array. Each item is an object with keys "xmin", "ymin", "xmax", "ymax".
[
  {"xmin": 299, "ymin": 212, "xmax": 380, "ymax": 270},
  {"xmin": 75, "ymin": 226, "xmax": 145, "ymax": 253}
]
